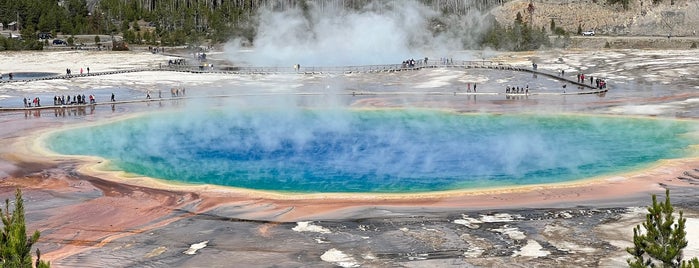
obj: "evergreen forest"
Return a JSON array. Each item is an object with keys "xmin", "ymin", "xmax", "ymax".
[{"xmin": 0, "ymin": 0, "xmax": 552, "ymax": 51}]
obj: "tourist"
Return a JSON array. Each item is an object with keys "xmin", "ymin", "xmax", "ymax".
[
  {"xmin": 474, "ymin": 83, "xmax": 477, "ymax": 92},
  {"xmin": 111, "ymin": 93, "xmax": 115, "ymax": 102},
  {"xmin": 146, "ymin": 91, "xmax": 151, "ymax": 99},
  {"xmin": 23, "ymin": 98, "xmax": 27, "ymax": 108},
  {"xmin": 87, "ymin": 67, "xmax": 90, "ymax": 74}
]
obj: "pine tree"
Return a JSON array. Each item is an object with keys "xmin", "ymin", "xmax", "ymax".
[
  {"xmin": 0, "ymin": 188, "xmax": 50, "ymax": 267},
  {"xmin": 627, "ymin": 189, "xmax": 699, "ymax": 267}
]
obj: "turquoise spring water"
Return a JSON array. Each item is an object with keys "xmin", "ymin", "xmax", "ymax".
[{"xmin": 46, "ymin": 109, "xmax": 697, "ymax": 193}]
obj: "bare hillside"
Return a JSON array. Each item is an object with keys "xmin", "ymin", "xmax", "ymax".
[{"xmin": 491, "ymin": 0, "xmax": 699, "ymax": 36}]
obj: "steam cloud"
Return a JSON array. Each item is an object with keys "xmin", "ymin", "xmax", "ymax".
[{"xmin": 224, "ymin": 0, "xmax": 492, "ymax": 66}]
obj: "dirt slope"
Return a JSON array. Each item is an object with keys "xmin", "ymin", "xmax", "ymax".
[{"xmin": 491, "ymin": 0, "xmax": 699, "ymax": 37}]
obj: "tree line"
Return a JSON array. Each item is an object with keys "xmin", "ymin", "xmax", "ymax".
[
  {"xmin": 0, "ymin": 0, "xmax": 519, "ymax": 51},
  {"xmin": 0, "ymin": 0, "xmax": 648, "ymax": 51}
]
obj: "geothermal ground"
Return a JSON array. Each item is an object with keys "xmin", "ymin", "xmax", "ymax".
[{"xmin": 0, "ymin": 48, "xmax": 699, "ymax": 267}]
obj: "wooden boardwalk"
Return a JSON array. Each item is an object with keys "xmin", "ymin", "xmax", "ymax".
[{"xmin": 0, "ymin": 60, "xmax": 608, "ymax": 111}]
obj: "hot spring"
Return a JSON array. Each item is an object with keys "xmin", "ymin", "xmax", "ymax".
[{"xmin": 45, "ymin": 108, "xmax": 697, "ymax": 193}]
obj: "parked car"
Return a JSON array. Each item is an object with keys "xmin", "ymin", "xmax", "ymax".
[
  {"xmin": 38, "ymin": 32, "xmax": 53, "ymax": 39},
  {"xmin": 582, "ymin": 30, "xmax": 595, "ymax": 36},
  {"xmin": 52, "ymin": 39, "xmax": 66, "ymax": 45}
]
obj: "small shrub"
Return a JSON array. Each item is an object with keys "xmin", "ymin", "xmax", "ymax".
[
  {"xmin": 0, "ymin": 188, "xmax": 51, "ymax": 267},
  {"xmin": 627, "ymin": 189, "xmax": 699, "ymax": 267}
]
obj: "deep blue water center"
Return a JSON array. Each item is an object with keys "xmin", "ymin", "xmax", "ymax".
[{"xmin": 47, "ymin": 109, "xmax": 696, "ymax": 193}]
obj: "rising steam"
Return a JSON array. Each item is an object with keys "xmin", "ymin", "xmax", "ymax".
[{"xmin": 224, "ymin": 0, "xmax": 492, "ymax": 67}]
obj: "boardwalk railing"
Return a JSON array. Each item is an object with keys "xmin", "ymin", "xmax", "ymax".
[
  {"xmin": 178, "ymin": 60, "xmax": 509, "ymax": 74},
  {"xmin": 0, "ymin": 60, "xmax": 604, "ymax": 92}
]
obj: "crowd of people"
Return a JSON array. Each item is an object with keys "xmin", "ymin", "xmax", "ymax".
[
  {"xmin": 401, "ymin": 59, "xmax": 420, "ymax": 68},
  {"xmin": 401, "ymin": 57, "xmax": 431, "ymax": 68},
  {"xmin": 22, "ymin": 93, "xmax": 103, "ymax": 108},
  {"xmin": 576, "ymin": 73, "xmax": 607, "ymax": 89},
  {"xmin": 23, "ymin": 97, "xmax": 41, "ymax": 107},
  {"xmin": 148, "ymin": 46, "xmax": 165, "ymax": 54},
  {"xmin": 170, "ymin": 87, "xmax": 185, "ymax": 97},
  {"xmin": 51, "ymin": 94, "xmax": 96, "ymax": 105},
  {"xmin": 65, "ymin": 67, "xmax": 90, "ymax": 77},
  {"xmin": 168, "ymin": 59, "xmax": 186, "ymax": 66},
  {"xmin": 18, "ymin": 87, "xmax": 193, "ymax": 109},
  {"xmin": 506, "ymin": 85, "xmax": 529, "ymax": 95},
  {"xmin": 440, "ymin": 58, "xmax": 454, "ymax": 65}
]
